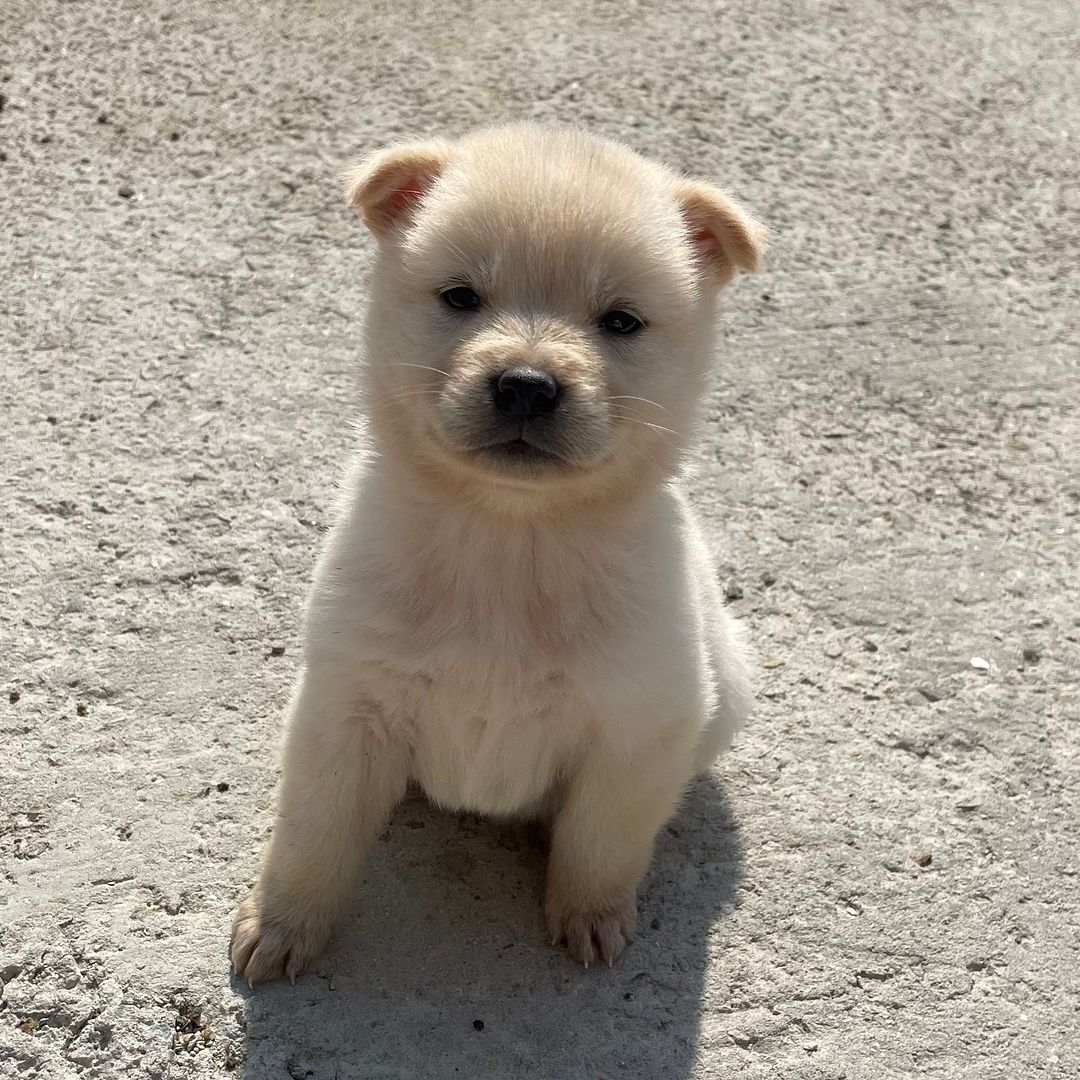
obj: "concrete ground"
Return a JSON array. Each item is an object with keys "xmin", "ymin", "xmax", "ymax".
[{"xmin": 2, "ymin": 0, "xmax": 1077, "ymax": 1077}]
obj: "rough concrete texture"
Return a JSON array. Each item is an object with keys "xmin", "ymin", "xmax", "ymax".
[{"xmin": 2, "ymin": 0, "xmax": 1078, "ymax": 1076}]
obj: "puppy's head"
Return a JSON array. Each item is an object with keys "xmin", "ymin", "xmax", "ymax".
[{"xmin": 346, "ymin": 126, "xmax": 763, "ymax": 516}]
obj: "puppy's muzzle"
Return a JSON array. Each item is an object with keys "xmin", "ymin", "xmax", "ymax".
[{"xmin": 492, "ymin": 366, "xmax": 562, "ymax": 421}]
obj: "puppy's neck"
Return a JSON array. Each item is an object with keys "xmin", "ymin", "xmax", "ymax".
[
  {"xmin": 372, "ymin": 442, "xmax": 656, "ymax": 534},
  {"xmin": 363, "ymin": 450, "xmax": 659, "ymax": 653}
]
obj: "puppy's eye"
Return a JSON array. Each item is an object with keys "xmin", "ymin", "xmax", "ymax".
[
  {"xmin": 440, "ymin": 286, "xmax": 482, "ymax": 311},
  {"xmin": 600, "ymin": 310, "xmax": 643, "ymax": 335}
]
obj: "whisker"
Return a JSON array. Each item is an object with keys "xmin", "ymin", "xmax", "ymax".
[
  {"xmin": 389, "ymin": 363, "xmax": 452, "ymax": 378},
  {"xmin": 607, "ymin": 400, "xmax": 676, "ymax": 430},
  {"xmin": 606, "ymin": 395, "xmax": 670, "ymax": 413},
  {"xmin": 639, "ymin": 421, "xmax": 680, "ymax": 438},
  {"xmin": 608, "ymin": 404, "xmax": 650, "ymax": 423},
  {"xmin": 608, "ymin": 409, "xmax": 680, "ymax": 444},
  {"xmin": 619, "ymin": 429, "xmax": 674, "ymax": 454}
]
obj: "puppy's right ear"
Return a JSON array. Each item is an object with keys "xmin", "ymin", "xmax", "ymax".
[{"xmin": 343, "ymin": 142, "xmax": 451, "ymax": 241}]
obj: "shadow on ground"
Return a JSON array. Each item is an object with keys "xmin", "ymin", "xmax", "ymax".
[{"xmin": 233, "ymin": 775, "xmax": 743, "ymax": 1079}]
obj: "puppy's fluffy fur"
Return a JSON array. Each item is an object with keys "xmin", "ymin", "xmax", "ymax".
[{"xmin": 231, "ymin": 125, "xmax": 763, "ymax": 982}]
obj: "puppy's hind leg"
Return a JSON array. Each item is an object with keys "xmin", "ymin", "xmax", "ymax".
[
  {"xmin": 231, "ymin": 670, "xmax": 409, "ymax": 985},
  {"xmin": 695, "ymin": 610, "xmax": 754, "ymax": 774}
]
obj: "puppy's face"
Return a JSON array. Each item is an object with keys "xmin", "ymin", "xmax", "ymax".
[{"xmin": 347, "ymin": 127, "xmax": 763, "ymax": 511}]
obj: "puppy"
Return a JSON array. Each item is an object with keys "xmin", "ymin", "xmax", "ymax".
[{"xmin": 231, "ymin": 124, "xmax": 762, "ymax": 983}]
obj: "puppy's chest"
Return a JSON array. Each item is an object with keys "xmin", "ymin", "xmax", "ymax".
[
  {"xmin": 373, "ymin": 659, "xmax": 580, "ymax": 815},
  {"xmin": 355, "ymin": 528, "xmax": 634, "ymax": 813},
  {"xmin": 389, "ymin": 557, "xmax": 620, "ymax": 658}
]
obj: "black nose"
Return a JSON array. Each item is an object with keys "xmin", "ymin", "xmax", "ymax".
[{"xmin": 492, "ymin": 366, "xmax": 561, "ymax": 420}]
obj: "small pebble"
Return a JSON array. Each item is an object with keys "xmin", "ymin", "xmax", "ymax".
[
  {"xmin": 970, "ymin": 656, "xmax": 990, "ymax": 671},
  {"xmin": 8, "ymin": 689, "xmax": 20, "ymax": 704},
  {"xmin": 914, "ymin": 851, "xmax": 932, "ymax": 867},
  {"xmin": 761, "ymin": 570, "xmax": 777, "ymax": 587},
  {"xmin": 76, "ymin": 703, "xmax": 88, "ymax": 717},
  {"xmin": 268, "ymin": 645, "xmax": 286, "ymax": 657},
  {"xmin": 724, "ymin": 580, "xmax": 744, "ymax": 601},
  {"xmin": 472, "ymin": 1019, "xmax": 484, "ymax": 1031},
  {"xmin": 118, "ymin": 184, "xmax": 135, "ymax": 198}
]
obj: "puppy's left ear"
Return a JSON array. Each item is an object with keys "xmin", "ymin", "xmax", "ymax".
[
  {"xmin": 344, "ymin": 142, "xmax": 452, "ymax": 241},
  {"xmin": 676, "ymin": 180, "xmax": 766, "ymax": 285}
]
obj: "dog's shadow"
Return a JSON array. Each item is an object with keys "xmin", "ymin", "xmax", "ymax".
[{"xmin": 236, "ymin": 775, "xmax": 743, "ymax": 1079}]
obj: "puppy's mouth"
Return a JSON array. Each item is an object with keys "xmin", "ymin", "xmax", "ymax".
[
  {"xmin": 433, "ymin": 388, "xmax": 612, "ymax": 479},
  {"xmin": 475, "ymin": 434, "xmax": 566, "ymax": 466}
]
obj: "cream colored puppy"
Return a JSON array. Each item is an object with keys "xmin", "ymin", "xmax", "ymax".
[{"xmin": 231, "ymin": 125, "xmax": 762, "ymax": 983}]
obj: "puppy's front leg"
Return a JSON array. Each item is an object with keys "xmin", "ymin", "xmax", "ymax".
[
  {"xmin": 231, "ymin": 672, "xmax": 409, "ymax": 985},
  {"xmin": 545, "ymin": 732, "xmax": 692, "ymax": 967}
]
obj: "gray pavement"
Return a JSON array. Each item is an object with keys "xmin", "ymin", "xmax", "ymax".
[{"xmin": 2, "ymin": 1, "xmax": 1078, "ymax": 1077}]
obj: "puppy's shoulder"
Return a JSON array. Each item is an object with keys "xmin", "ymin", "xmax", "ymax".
[{"xmin": 636, "ymin": 478, "xmax": 705, "ymax": 560}]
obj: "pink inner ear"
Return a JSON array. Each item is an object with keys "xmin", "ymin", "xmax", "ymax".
[
  {"xmin": 386, "ymin": 175, "xmax": 427, "ymax": 216},
  {"xmin": 691, "ymin": 225, "xmax": 720, "ymax": 257}
]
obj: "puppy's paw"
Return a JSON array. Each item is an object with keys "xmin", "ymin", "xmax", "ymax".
[
  {"xmin": 230, "ymin": 891, "xmax": 330, "ymax": 986},
  {"xmin": 545, "ymin": 890, "xmax": 637, "ymax": 968}
]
